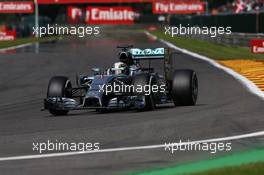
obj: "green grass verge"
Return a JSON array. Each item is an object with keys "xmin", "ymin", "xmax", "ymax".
[
  {"xmin": 187, "ymin": 162, "xmax": 264, "ymax": 175},
  {"xmin": 0, "ymin": 36, "xmax": 60, "ymax": 49},
  {"xmin": 151, "ymin": 30, "xmax": 264, "ymax": 60},
  {"xmin": 126, "ymin": 148, "xmax": 264, "ymax": 175}
]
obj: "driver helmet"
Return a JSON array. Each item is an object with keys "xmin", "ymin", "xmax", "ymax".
[{"xmin": 113, "ymin": 62, "xmax": 128, "ymax": 75}]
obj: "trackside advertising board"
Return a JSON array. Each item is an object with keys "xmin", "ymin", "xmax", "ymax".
[
  {"xmin": 0, "ymin": 26, "xmax": 16, "ymax": 41},
  {"xmin": 85, "ymin": 7, "xmax": 134, "ymax": 25},
  {"xmin": 68, "ymin": 6, "xmax": 83, "ymax": 24},
  {"xmin": 251, "ymin": 39, "xmax": 264, "ymax": 54},
  {"xmin": 153, "ymin": 1, "xmax": 205, "ymax": 14},
  {"xmin": 0, "ymin": 1, "xmax": 34, "ymax": 13},
  {"xmin": 38, "ymin": 0, "xmax": 151, "ymax": 4}
]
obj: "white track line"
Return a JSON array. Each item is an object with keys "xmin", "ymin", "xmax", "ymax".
[
  {"xmin": 0, "ymin": 130, "xmax": 264, "ymax": 161},
  {"xmin": 0, "ymin": 32, "xmax": 264, "ymax": 162},
  {"xmin": 0, "ymin": 43, "xmax": 33, "ymax": 52},
  {"xmin": 145, "ymin": 31, "xmax": 264, "ymax": 100}
]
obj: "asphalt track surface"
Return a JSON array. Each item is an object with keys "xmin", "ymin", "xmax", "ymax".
[{"xmin": 0, "ymin": 30, "xmax": 264, "ymax": 175}]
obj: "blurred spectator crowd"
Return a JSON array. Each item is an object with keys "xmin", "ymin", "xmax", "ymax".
[{"xmin": 211, "ymin": 0, "xmax": 264, "ymax": 14}]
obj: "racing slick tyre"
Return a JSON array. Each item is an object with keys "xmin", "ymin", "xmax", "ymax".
[
  {"xmin": 133, "ymin": 73, "xmax": 155, "ymax": 111},
  {"xmin": 47, "ymin": 76, "xmax": 72, "ymax": 116},
  {"xmin": 171, "ymin": 69, "xmax": 198, "ymax": 106}
]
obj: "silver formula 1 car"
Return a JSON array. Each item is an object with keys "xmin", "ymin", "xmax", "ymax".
[{"xmin": 43, "ymin": 46, "xmax": 198, "ymax": 116}]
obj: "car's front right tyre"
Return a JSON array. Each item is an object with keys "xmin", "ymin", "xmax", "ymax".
[{"xmin": 133, "ymin": 73, "xmax": 155, "ymax": 111}]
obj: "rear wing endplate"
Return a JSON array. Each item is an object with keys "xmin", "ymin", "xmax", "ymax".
[{"xmin": 130, "ymin": 47, "xmax": 173, "ymax": 82}]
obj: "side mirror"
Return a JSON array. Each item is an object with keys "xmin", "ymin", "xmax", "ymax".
[{"xmin": 92, "ymin": 68, "xmax": 101, "ymax": 75}]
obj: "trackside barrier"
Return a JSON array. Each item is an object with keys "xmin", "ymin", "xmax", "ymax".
[
  {"xmin": 169, "ymin": 12, "xmax": 264, "ymax": 46},
  {"xmin": 188, "ymin": 32, "xmax": 264, "ymax": 47}
]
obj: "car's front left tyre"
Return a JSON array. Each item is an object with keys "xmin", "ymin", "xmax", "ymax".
[{"xmin": 47, "ymin": 76, "xmax": 72, "ymax": 116}]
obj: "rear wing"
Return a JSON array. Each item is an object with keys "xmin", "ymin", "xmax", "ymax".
[
  {"xmin": 130, "ymin": 48, "xmax": 166, "ymax": 60},
  {"xmin": 130, "ymin": 47, "xmax": 173, "ymax": 82}
]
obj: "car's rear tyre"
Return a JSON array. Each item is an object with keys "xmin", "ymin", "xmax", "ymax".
[
  {"xmin": 47, "ymin": 76, "xmax": 72, "ymax": 116},
  {"xmin": 171, "ymin": 69, "xmax": 198, "ymax": 106},
  {"xmin": 133, "ymin": 73, "xmax": 155, "ymax": 111}
]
